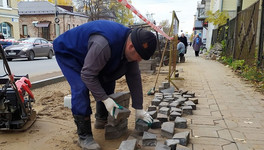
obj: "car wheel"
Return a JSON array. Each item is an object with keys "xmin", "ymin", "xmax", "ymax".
[
  {"xmin": 7, "ymin": 58, "xmax": 12, "ymax": 61},
  {"xmin": 28, "ymin": 51, "xmax": 35, "ymax": 61},
  {"xmin": 47, "ymin": 50, "xmax": 53, "ymax": 59}
]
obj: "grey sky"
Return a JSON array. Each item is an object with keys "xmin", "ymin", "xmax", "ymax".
[{"xmin": 131, "ymin": 0, "xmax": 200, "ymax": 35}]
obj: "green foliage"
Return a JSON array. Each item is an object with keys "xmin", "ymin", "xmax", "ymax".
[
  {"xmin": 231, "ymin": 60, "xmax": 245, "ymax": 70},
  {"xmin": 221, "ymin": 40, "xmax": 226, "ymax": 50},
  {"xmin": 205, "ymin": 10, "xmax": 229, "ymax": 26},
  {"xmin": 242, "ymin": 66, "xmax": 264, "ymax": 82},
  {"xmin": 220, "ymin": 56, "xmax": 233, "ymax": 66}
]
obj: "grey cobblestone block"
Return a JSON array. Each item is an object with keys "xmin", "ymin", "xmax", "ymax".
[
  {"xmin": 186, "ymin": 91, "xmax": 195, "ymax": 97},
  {"xmin": 170, "ymin": 107, "xmax": 182, "ymax": 114},
  {"xmin": 105, "ymin": 119, "xmax": 128, "ymax": 140},
  {"xmin": 155, "ymin": 143, "xmax": 170, "ymax": 150},
  {"xmin": 175, "ymin": 117, "xmax": 187, "ymax": 128},
  {"xmin": 172, "ymin": 131, "xmax": 190, "ymax": 146},
  {"xmin": 135, "ymin": 119, "xmax": 149, "ymax": 132},
  {"xmin": 173, "ymin": 92, "xmax": 181, "ymax": 96},
  {"xmin": 142, "ymin": 132, "xmax": 157, "ymax": 146},
  {"xmin": 179, "ymin": 89, "xmax": 188, "ymax": 95},
  {"xmin": 164, "ymin": 94, "xmax": 173, "ymax": 99},
  {"xmin": 151, "ymin": 98, "xmax": 161, "ymax": 106},
  {"xmin": 176, "ymin": 98, "xmax": 187, "ymax": 105},
  {"xmin": 161, "ymin": 122, "xmax": 175, "ymax": 138},
  {"xmin": 159, "ymin": 107, "xmax": 170, "ymax": 115},
  {"xmin": 169, "ymin": 101, "xmax": 180, "ymax": 108},
  {"xmin": 119, "ymin": 139, "xmax": 137, "ymax": 150},
  {"xmin": 159, "ymin": 85, "xmax": 165, "ymax": 92},
  {"xmin": 165, "ymin": 139, "xmax": 180, "ymax": 150},
  {"xmin": 157, "ymin": 113, "xmax": 168, "ymax": 123},
  {"xmin": 148, "ymin": 105, "xmax": 157, "ymax": 111},
  {"xmin": 182, "ymin": 106, "xmax": 193, "ymax": 115},
  {"xmin": 182, "ymin": 94, "xmax": 193, "ymax": 99},
  {"xmin": 151, "ymin": 119, "xmax": 161, "ymax": 129},
  {"xmin": 162, "ymin": 81, "xmax": 170, "ymax": 89},
  {"xmin": 109, "ymin": 92, "xmax": 130, "ymax": 108},
  {"xmin": 184, "ymin": 101, "xmax": 196, "ymax": 110},
  {"xmin": 107, "ymin": 107, "xmax": 131, "ymax": 126},
  {"xmin": 164, "ymin": 98, "xmax": 175, "ymax": 103},
  {"xmin": 159, "ymin": 102, "xmax": 169, "ymax": 108},
  {"xmin": 148, "ymin": 110, "xmax": 157, "ymax": 119},
  {"xmin": 154, "ymin": 92, "xmax": 163, "ymax": 98},
  {"xmin": 169, "ymin": 111, "xmax": 182, "ymax": 121},
  {"xmin": 188, "ymin": 98, "xmax": 198, "ymax": 104}
]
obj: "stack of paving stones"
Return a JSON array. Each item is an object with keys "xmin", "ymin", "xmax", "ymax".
[
  {"xmin": 105, "ymin": 92, "xmax": 131, "ymax": 140},
  {"xmin": 118, "ymin": 82, "xmax": 199, "ymax": 150}
]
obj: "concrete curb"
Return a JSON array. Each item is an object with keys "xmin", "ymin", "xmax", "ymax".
[{"xmin": 31, "ymin": 75, "xmax": 66, "ymax": 90}]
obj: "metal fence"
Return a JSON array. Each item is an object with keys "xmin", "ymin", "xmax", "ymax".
[{"xmin": 211, "ymin": 0, "xmax": 261, "ymax": 67}]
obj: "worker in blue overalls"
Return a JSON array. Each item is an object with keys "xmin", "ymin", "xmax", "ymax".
[{"xmin": 53, "ymin": 20, "xmax": 157, "ymax": 150}]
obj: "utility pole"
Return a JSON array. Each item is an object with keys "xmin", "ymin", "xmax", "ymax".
[{"xmin": 54, "ymin": 0, "xmax": 60, "ymax": 38}]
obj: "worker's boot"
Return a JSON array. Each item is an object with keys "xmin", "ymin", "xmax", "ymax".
[
  {"xmin": 73, "ymin": 115, "xmax": 101, "ymax": 150},
  {"xmin": 94, "ymin": 101, "xmax": 108, "ymax": 129}
]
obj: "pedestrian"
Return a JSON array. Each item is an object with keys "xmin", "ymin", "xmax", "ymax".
[
  {"xmin": 192, "ymin": 34, "xmax": 202, "ymax": 57},
  {"xmin": 178, "ymin": 33, "xmax": 188, "ymax": 54},
  {"xmin": 53, "ymin": 20, "xmax": 156, "ymax": 150},
  {"xmin": 177, "ymin": 38, "xmax": 185, "ymax": 63},
  {"xmin": 189, "ymin": 33, "xmax": 194, "ymax": 46}
]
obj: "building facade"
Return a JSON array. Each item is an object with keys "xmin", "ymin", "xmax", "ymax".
[
  {"xmin": 18, "ymin": 1, "xmax": 89, "ymax": 41},
  {"xmin": 0, "ymin": 0, "xmax": 20, "ymax": 39}
]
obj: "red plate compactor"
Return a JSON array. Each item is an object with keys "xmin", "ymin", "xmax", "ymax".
[{"xmin": 0, "ymin": 44, "xmax": 36, "ymax": 131}]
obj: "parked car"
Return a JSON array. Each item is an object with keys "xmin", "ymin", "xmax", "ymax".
[{"xmin": 4, "ymin": 37, "xmax": 54, "ymax": 61}]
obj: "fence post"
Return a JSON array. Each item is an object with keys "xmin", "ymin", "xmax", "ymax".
[{"xmin": 258, "ymin": 0, "xmax": 264, "ymax": 69}]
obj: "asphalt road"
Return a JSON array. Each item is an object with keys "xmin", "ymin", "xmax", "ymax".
[{"xmin": 0, "ymin": 56, "xmax": 61, "ymax": 79}]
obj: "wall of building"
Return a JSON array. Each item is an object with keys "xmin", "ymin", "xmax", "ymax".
[
  {"xmin": 0, "ymin": 0, "xmax": 20, "ymax": 39},
  {"xmin": 19, "ymin": 14, "xmax": 88, "ymax": 41}
]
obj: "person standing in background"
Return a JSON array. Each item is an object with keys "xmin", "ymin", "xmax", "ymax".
[
  {"xmin": 179, "ymin": 33, "xmax": 188, "ymax": 54},
  {"xmin": 192, "ymin": 34, "xmax": 202, "ymax": 57}
]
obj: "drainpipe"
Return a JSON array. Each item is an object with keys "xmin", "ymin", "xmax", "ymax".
[{"xmin": 221, "ymin": 0, "xmax": 224, "ymax": 12}]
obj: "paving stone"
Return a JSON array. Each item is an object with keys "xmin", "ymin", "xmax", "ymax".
[
  {"xmin": 151, "ymin": 119, "xmax": 161, "ymax": 129},
  {"xmin": 135, "ymin": 119, "xmax": 149, "ymax": 133},
  {"xmin": 176, "ymin": 98, "xmax": 187, "ymax": 105},
  {"xmin": 159, "ymin": 85, "xmax": 165, "ymax": 92},
  {"xmin": 188, "ymin": 98, "xmax": 198, "ymax": 104},
  {"xmin": 157, "ymin": 113, "xmax": 168, "ymax": 123},
  {"xmin": 182, "ymin": 106, "xmax": 193, "ymax": 115},
  {"xmin": 148, "ymin": 105, "xmax": 157, "ymax": 111},
  {"xmin": 162, "ymin": 81, "xmax": 170, "ymax": 89},
  {"xmin": 182, "ymin": 94, "xmax": 193, "ymax": 100},
  {"xmin": 175, "ymin": 117, "xmax": 187, "ymax": 128},
  {"xmin": 170, "ymin": 111, "xmax": 182, "ymax": 121},
  {"xmin": 152, "ymin": 98, "xmax": 161, "ymax": 106},
  {"xmin": 148, "ymin": 110, "xmax": 157, "ymax": 119},
  {"xmin": 105, "ymin": 119, "xmax": 128, "ymax": 140},
  {"xmin": 170, "ymin": 107, "xmax": 182, "ymax": 114},
  {"xmin": 161, "ymin": 122, "xmax": 175, "ymax": 138},
  {"xmin": 169, "ymin": 102, "xmax": 180, "ymax": 108},
  {"xmin": 155, "ymin": 143, "xmax": 170, "ymax": 150},
  {"xmin": 154, "ymin": 93, "xmax": 163, "ymax": 99},
  {"xmin": 159, "ymin": 107, "xmax": 170, "ymax": 115},
  {"xmin": 186, "ymin": 91, "xmax": 195, "ymax": 97},
  {"xmin": 142, "ymin": 132, "xmax": 157, "ymax": 146},
  {"xmin": 179, "ymin": 89, "xmax": 188, "ymax": 95},
  {"xmin": 119, "ymin": 139, "xmax": 137, "ymax": 150},
  {"xmin": 184, "ymin": 101, "xmax": 196, "ymax": 110},
  {"xmin": 173, "ymin": 131, "xmax": 190, "ymax": 146},
  {"xmin": 159, "ymin": 102, "xmax": 169, "ymax": 108},
  {"xmin": 173, "ymin": 92, "xmax": 181, "ymax": 96},
  {"xmin": 165, "ymin": 139, "xmax": 180, "ymax": 150},
  {"xmin": 107, "ymin": 107, "xmax": 131, "ymax": 126},
  {"xmin": 109, "ymin": 92, "xmax": 130, "ymax": 108}
]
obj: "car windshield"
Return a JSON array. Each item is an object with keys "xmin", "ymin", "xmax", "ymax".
[{"xmin": 14, "ymin": 38, "xmax": 35, "ymax": 45}]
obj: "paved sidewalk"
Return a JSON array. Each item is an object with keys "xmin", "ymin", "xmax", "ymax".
[{"xmin": 175, "ymin": 48, "xmax": 264, "ymax": 150}]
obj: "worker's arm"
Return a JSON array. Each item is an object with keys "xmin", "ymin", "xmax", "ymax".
[{"xmin": 81, "ymin": 34, "xmax": 111, "ymax": 101}]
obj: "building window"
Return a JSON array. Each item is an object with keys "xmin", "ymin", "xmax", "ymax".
[
  {"xmin": 73, "ymin": 24, "xmax": 75, "ymax": 28},
  {"xmin": 0, "ymin": 22, "xmax": 12, "ymax": 38},
  {"xmin": 23, "ymin": 25, "xmax": 28, "ymax": 36},
  {"xmin": 7, "ymin": 0, "xmax": 10, "ymax": 7},
  {"xmin": 68, "ymin": 24, "xmax": 70, "ymax": 30},
  {"xmin": 0, "ymin": 0, "xmax": 3, "ymax": 7},
  {"xmin": 0, "ymin": 0, "xmax": 11, "ymax": 8}
]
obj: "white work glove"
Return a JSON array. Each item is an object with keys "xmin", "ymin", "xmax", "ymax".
[
  {"xmin": 135, "ymin": 109, "xmax": 153, "ymax": 124},
  {"xmin": 102, "ymin": 97, "xmax": 120, "ymax": 119}
]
